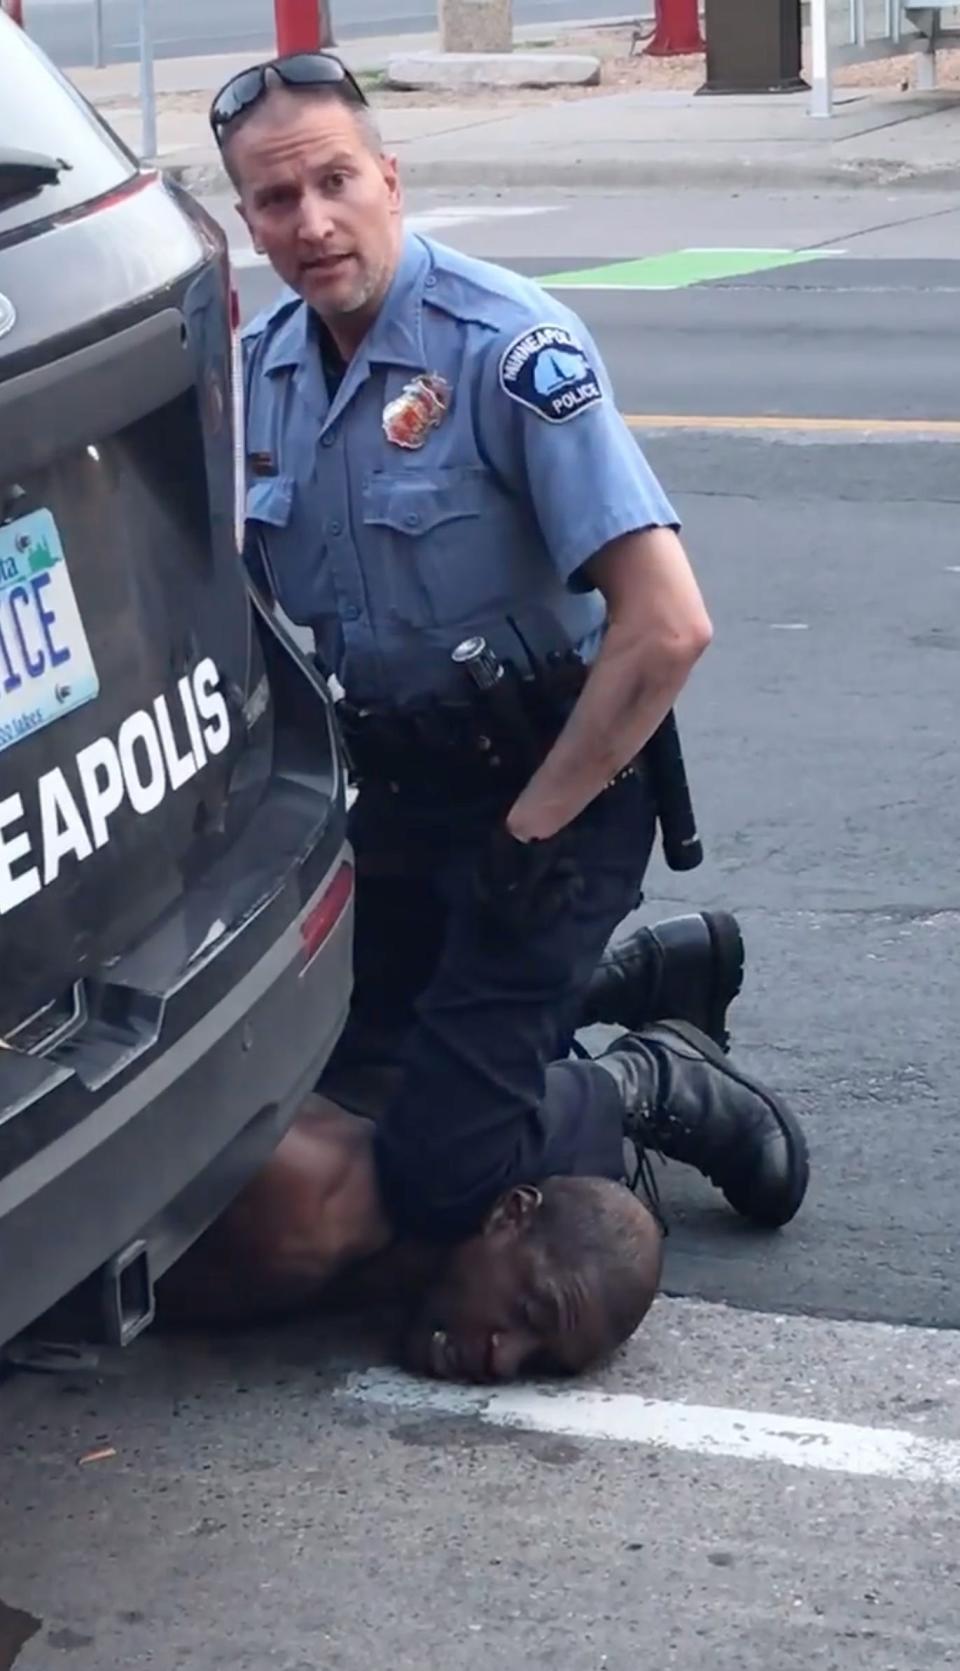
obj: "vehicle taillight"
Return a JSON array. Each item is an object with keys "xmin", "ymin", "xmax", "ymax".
[
  {"xmin": 300, "ymin": 861, "xmax": 354, "ymax": 973},
  {"xmin": 55, "ymin": 169, "xmax": 159, "ymax": 227},
  {"xmin": 228, "ymin": 277, "xmax": 246, "ymax": 555}
]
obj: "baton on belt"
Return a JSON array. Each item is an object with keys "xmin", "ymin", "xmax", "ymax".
[
  {"xmin": 452, "ymin": 636, "xmax": 703, "ymax": 873},
  {"xmin": 644, "ymin": 709, "xmax": 703, "ymax": 871}
]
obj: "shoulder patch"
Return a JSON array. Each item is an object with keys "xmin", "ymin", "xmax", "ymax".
[{"xmin": 498, "ymin": 323, "xmax": 603, "ymax": 424}]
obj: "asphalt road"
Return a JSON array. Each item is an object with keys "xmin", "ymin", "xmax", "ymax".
[
  {"xmin": 2, "ymin": 189, "xmax": 959, "ymax": 1671},
  {"xmin": 23, "ymin": 0, "xmax": 635, "ymax": 67}
]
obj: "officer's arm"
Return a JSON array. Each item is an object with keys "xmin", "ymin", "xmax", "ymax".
[
  {"xmin": 479, "ymin": 319, "xmax": 711, "ymax": 841},
  {"xmin": 511, "ymin": 528, "xmax": 711, "ymax": 839}
]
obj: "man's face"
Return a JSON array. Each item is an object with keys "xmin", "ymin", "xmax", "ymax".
[
  {"xmin": 229, "ymin": 90, "xmax": 402, "ymax": 322},
  {"xmin": 403, "ymin": 1189, "xmax": 610, "ymax": 1384}
]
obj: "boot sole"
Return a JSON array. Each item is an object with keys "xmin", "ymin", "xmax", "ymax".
[
  {"xmin": 702, "ymin": 911, "xmax": 745, "ymax": 1053},
  {"xmin": 651, "ymin": 1018, "xmax": 810, "ymax": 1230}
]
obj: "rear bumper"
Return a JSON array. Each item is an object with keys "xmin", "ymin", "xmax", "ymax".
[{"xmin": 0, "ymin": 794, "xmax": 354, "ymax": 1350}]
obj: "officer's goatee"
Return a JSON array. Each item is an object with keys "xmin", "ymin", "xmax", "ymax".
[{"xmin": 308, "ymin": 254, "xmax": 391, "ymax": 319}]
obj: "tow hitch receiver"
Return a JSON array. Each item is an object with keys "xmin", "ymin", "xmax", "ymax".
[{"xmin": 101, "ymin": 1239, "xmax": 155, "ymax": 1347}]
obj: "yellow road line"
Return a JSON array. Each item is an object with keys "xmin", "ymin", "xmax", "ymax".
[{"xmin": 624, "ymin": 413, "xmax": 960, "ymax": 435}]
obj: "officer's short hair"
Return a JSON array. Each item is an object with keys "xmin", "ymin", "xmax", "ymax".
[
  {"xmin": 527, "ymin": 1176, "xmax": 662, "ymax": 1355},
  {"xmin": 223, "ymin": 82, "xmax": 384, "ymax": 187}
]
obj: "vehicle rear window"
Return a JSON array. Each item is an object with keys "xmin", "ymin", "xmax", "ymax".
[{"xmin": 0, "ymin": 17, "xmax": 137, "ymax": 240}]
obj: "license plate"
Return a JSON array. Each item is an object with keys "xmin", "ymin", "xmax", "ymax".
[{"xmin": 0, "ymin": 508, "xmax": 99, "ymax": 755}]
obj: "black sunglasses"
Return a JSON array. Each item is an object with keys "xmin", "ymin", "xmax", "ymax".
[{"xmin": 209, "ymin": 52, "xmax": 368, "ymax": 144}]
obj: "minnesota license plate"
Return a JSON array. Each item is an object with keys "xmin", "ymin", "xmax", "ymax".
[{"xmin": 0, "ymin": 509, "xmax": 100, "ymax": 755}]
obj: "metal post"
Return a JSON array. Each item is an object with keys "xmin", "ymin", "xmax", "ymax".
[
  {"xmin": 915, "ymin": 41, "xmax": 938, "ymax": 87},
  {"xmin": 912, "ymin": 3, "xmax": 940, "ymax": 86},
  {"xmin": 137, "ymin": 0, "xmax": 157, "ymax": 160},
  {"xmin": 92, "ymin": 0, "xmax": 105, "ymax": 67},
  {"xmin": 810, "ymin": 0, "xmax": 832, "ymax": 116}
]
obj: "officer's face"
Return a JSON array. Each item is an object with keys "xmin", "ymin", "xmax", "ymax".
[
  {"xmin": 230, "ymin": 88, "xmax": 402, "ymax": 326},
  {"xmin": 403, "ymin": 1188, "xmax": 612, "ymax": 1385}
]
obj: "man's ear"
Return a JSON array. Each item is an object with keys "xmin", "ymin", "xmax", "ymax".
[
  {"xmin": 380, "ymin": 151, "xmax": 402, "ymax": 212},
  {"xmin": 484, "ymin": 1185, "xmax": 543, "ymax": 1237}
]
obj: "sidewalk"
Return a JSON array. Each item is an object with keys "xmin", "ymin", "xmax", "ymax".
[{"xmin": 70, "ymin": 36, "xmax": 960, "ymax": 195}]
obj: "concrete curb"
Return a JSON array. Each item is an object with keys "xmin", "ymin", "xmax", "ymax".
[
  {"xmin": 163, "ymin": 151, "xmax": 960, "ymax": 197},
  {"xmin": 384, "ymin": 51, "xmax": 602, "ymax": 90}
]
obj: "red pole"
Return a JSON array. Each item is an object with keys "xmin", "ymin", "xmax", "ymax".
[
  {"xmin": 3, "ymin": 0, "xmax": 25, "ymax": 25},
  {"xmin": 274, "ymin": 0, "xmax": 322, "ymax": 54},
  {"xmin": 646, "ymin": 0, "xmax": 704, "ymax": 55}
]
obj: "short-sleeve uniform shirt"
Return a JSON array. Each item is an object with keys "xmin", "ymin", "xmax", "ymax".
[{"xmin": 242, "ymin": 231, "xmax": 680, "ymax": 707}]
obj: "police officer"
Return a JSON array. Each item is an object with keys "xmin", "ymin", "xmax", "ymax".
[{"xmin": 210, "ymin": 54, "xmax": 810, "ymax": 1245}]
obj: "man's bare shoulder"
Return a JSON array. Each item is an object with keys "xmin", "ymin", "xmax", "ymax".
[{"xmin": 295, "ymin": 1092, "xmax": 375, "ymax": 1143}]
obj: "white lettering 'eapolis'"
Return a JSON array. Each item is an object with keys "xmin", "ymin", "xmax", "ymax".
[{"xmin": 0, "ymin": 656, "xmax": 231, "ymax": 916}]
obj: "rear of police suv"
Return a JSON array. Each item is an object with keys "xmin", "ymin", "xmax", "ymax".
[{"xmin": 0, "ymin": 18, "xmax": 353, "ymax": 1351}]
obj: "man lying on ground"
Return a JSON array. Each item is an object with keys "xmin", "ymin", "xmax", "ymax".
[
  {"xmin": 159, "ymin": 917, "xmax": 807, "ymax": 1384},
  {"xmin": 159, "ymin": 1089, "xmax": 664, "ymax": 1384}
]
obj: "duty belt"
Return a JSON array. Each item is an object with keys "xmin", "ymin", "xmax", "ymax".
[
  {"xmin": 335, "ymin": 636, "xmax": 702, "ymax": 871},
  {"xmin": 336, "ymin": 697, "xmax": 545, "ymax": 798}
]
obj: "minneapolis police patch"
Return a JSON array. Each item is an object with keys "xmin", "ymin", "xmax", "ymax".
[{"xmin": 499, "ymin": 323, "xmax": 603, "ymax": 424}]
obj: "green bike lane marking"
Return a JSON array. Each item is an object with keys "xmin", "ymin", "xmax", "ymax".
[{"xmin": 539, "ymin": 247, "xmax": 843, "ymax": 291}]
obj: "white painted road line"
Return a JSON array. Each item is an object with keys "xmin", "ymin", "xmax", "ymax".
[
  {"xmin": 408, "ymin": 205, "xmax": 558, "ymax": 231},
  {"xmin": 684, "ymin": 246, "xmax": 848, "ymax": 256},
  {"xmin": 344, "ymin": 1370, "xmax": 960, "ymax": 1488},
  {"xmin": 228, "ymin": 203, "xmax": 559, "ymax": 271}
]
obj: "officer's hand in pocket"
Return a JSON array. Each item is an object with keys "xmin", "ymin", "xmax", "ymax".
[{"xmin": 474, "ymin": 825, "xmax": 584, "ymax": 930}]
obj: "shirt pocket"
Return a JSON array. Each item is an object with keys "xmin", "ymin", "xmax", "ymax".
[
  {"xmin": 361, "ymin": 465, "xmax": 517, "ymax": 629},
  {"xmin": 245, "ymin": 474, "xmax": 332, "ymax": 627}
]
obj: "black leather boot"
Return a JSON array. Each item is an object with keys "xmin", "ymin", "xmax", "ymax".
[
  {"xmin": 581, "ymin": 912, "xmax": 745, "ymax": 1051},
  {"xmin": 595, "ymin": 1019, "xmax": 809, "ymax": 1229}
]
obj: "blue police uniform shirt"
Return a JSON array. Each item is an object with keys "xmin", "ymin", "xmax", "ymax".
[{"xmin": 241, "ymin": 231, "xmax": 680, "ymax": 708}]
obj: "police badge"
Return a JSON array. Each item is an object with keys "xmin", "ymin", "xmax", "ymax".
[{"xmin": 382, "ymin": 374, "xmax": 450, "ymax": 449}]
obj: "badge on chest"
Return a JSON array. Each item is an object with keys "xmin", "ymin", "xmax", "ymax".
[{"xmin": 382, "ymin": 374, "xmax": 450, "ymax": 450}]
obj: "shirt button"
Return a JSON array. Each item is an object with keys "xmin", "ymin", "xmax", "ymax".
[
  {"xmin": 404, "ymin": 512, "xmax": 420, "ymax": 529},
  {"xmin": 329, "ymin": 518, "xmax": 343, "ymax": 536},
  {"xmin": 321, "ymin": 430, "xmax": 337, "ymax": 448},
  {"xmin": 342, "ymin": 603, "xmax": 360, "ymax": 621},
  {"xmin": 425, "ymin": 274, "xmax": 437, "ymax": 289}
]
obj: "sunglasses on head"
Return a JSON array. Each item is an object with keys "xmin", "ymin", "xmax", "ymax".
[{"xmin": 209, "ymin": 51, "xmax": 368, "ymax": 144}]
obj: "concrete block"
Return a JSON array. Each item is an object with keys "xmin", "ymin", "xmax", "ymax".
[
  {"xmin": 385, "ymin": 51, "xmax": 603, "ymax": 90},
  {"xmin": 440, "ymin": 0, "xmax": 511, "ymax": 53}
]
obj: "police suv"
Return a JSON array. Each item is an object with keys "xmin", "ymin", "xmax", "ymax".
[{"xmin": 0, "ymin": 18, "xmax": 352, "ymax": 1352}]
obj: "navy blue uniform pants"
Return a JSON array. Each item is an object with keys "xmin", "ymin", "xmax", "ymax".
[{"xmin": 320, "ymin": 767, "xmax": 657, "ymax": 1241}]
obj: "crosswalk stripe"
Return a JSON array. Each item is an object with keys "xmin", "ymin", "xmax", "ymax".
[{"xmin": 344, "ymin": 1369, "xmax": 960, "ymax": 1487}]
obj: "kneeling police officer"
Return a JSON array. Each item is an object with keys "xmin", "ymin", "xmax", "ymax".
[{"xmin": 212, "ymin": 51, "xmax": 810, "ymax": 1248}]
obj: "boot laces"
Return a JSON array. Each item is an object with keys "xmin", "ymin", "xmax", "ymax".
[
  {"xmin": 629, "ymin": 1140, "xmax": 669, "ymax": 1237},
  {"xmin": 572, "ymin": 1034, "xmax": 671, "ymax": 1231}
]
